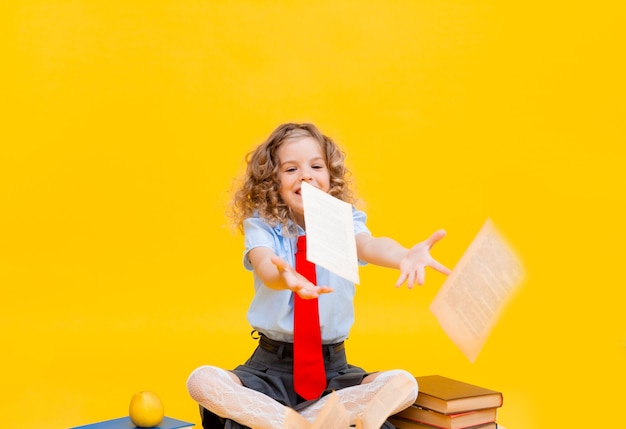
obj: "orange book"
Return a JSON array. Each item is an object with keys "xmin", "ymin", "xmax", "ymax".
[
  {"xmin": 415, "ymin": 375, "xmax": 503, "ymax": 414},
  {"xmin": 393, "ymin": 406, "xmax": 497, "ymax": 429}
]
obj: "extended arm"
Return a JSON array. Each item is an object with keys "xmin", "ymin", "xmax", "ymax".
[
  {"xmin": 356, "ymin": 229, "xmax": 451, "ymax": 288},
  {"xmin": 247, "ymin": 246, "xmax": 333, "ymax": 299}
]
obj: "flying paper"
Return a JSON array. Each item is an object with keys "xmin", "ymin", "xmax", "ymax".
[
  {"xmin": 430, "ymin": 218, "xmax": 525, "ymax": 362},
  {"xmin": 301, "ymin": 182, "xmax": 360, "ymax": 284}
]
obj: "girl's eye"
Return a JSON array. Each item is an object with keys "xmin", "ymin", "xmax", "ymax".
[{"xmin": 284, "ymin": 167, "xmax": 297, "ymax": 173}]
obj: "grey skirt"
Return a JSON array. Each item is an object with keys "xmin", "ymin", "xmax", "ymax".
[{"xmin": 199, "ymin": 335, "xmax": 396, "ymax": 429}]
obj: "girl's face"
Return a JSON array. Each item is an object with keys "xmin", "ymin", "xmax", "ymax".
[{"xmin": 276, "ymin": 136, "xmax": 330, "ymax": 227}]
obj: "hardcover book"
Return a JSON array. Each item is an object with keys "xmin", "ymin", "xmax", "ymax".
[
  {"xmin": 415, "ymin": 375, "xmax": 503, "ymax": 414},
  {"xmin": 394, "ymin": 406, "xmax": 497, "ymax": 429},
  {"xmin": 389, "ymin": 417, "xmax": 498, "ymax": 429},
  {"xmin": 70, "ymin": 416, "xmax": 194, "ymax": 429}
]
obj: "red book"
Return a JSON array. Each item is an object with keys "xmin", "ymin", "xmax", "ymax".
[{"xmin": 393, "ymin": 406, "xmax": 497, "ymax": 429}]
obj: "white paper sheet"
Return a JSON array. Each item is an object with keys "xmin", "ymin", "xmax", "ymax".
[
  {"xmin": 301, "ymin": 182, "xmax": 360, "ymax": 284},
  {"xmin": 430, "ymin": 218, "xmax": 525, "ymax": 362}
]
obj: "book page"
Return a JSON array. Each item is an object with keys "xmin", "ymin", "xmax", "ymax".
[
  {"xmin": 310, "ymin": 391, "xmax": 350, "ymax": 429},
  {"xmin": 301, "ymin": 182, "xmax": 360, "ymax": 284},
  {"xmin": 430, "ymin": 218, "xmax": 525, "ymax": 362}
]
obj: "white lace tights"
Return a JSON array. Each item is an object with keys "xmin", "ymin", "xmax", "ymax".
[
  {"xmin": 187, "ymin": 366, "xmax": 301, "ymax": 429},
  {"xmin": 299, "ymin": 369, "xmax": 418, "ymax": 426},
  {"xmin": 186, "ymin": 366, "xmax": 418, "ymax": 429}
]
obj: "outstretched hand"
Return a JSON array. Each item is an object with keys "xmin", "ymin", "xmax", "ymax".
[
  {"xmin": 395, "ymin": 229, "xmax": 451, "ymax": 288},
  {"xmin": 270, "ymin": 255, "xmax": 334, "ymax": 299}
]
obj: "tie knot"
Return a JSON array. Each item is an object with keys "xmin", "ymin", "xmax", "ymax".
[{"xmin": 297, "ymin": 235, "xmax": 307, "ymax": 253}]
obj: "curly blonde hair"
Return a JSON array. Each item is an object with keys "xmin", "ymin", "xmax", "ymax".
[{"xmin": 229, "ymin": 123, "xmax": 355, "ymax": 232}]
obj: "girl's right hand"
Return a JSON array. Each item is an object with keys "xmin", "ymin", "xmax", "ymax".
[{"xmin": 270, "ymin": 255, "xmax": 334, "ymax": 299}]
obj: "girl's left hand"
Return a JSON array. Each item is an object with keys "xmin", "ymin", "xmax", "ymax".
[{"xmin": 395, "ymin": 229, "xmax": 451, "ymax": 288}]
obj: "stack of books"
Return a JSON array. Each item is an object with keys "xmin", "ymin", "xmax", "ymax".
[{"xmin": 389, "ymin": 375, "xmax": 503, "ymax": 429}]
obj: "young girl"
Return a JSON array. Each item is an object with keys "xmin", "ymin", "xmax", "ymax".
[{"xmin": 187, "ymin": 123, "xmax": 450, "ymax": 429}]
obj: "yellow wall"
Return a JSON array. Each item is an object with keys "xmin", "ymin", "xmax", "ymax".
[{"xmin": 2, "ymin": 1, "xmax": 625, "ymax": 428}]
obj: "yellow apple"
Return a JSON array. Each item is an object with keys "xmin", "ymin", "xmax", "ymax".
[{"xmin": 129, "ymin": 391, "xmax": 164, "ymax": 428}]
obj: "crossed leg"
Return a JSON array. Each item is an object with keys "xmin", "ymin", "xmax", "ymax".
[
  {"xmin": 299, "ymin": 369, "xmax": 418, "ymax": 428},
  {"xmin": 187, "ymin": 366, "xmax": 310, "ymax": 429},
  {"xmin": 187, "ymin": 366, "xmax": 417, "ymax": 429}
]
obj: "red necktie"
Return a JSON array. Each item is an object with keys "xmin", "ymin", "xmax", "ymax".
[{"xmin": 293, "ymin": 235, "xmax": 326, "ymax": 400}]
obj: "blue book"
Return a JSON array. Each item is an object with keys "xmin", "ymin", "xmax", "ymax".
[{"xmin": 70, "ymin": 416, "xmax": 194, "ymax": 429}]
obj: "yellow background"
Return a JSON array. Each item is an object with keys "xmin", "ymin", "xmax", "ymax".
[{"xmin": 2, "ymin": 1, "xmax": 625, "ymax": 428}]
